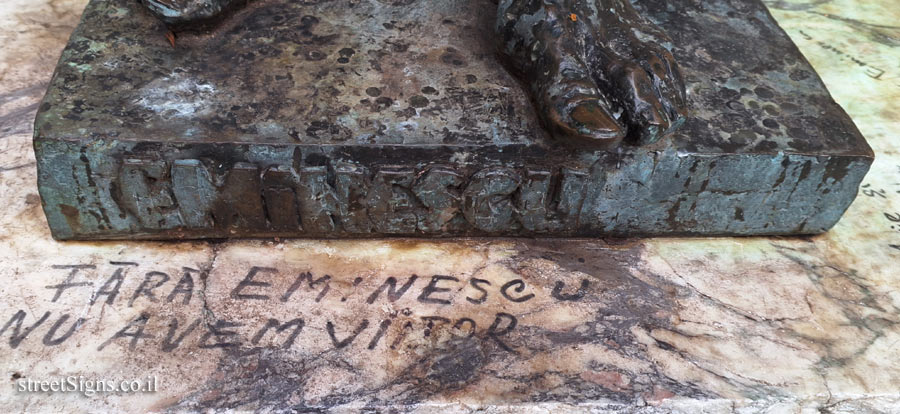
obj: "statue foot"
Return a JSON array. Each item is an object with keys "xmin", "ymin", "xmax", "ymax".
[
  {"xmin": 140, "ymin": 0, "xmax": 243, "ymax": 28},
  {"xmin": 497, "ymin": 0, "xmax": 688, "ymax": 148},
  {"xmin": 522, "ymin": 17, "xmax": 628, "ymax": 148}
]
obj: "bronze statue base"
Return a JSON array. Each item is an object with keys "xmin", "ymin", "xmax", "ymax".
[{"xmin": 33, "ymin": 0, "xmax": 873, "ymax": 239}]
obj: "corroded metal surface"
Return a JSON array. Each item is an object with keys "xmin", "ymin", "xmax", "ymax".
[
  {"xmin": 33, "ymin": 0, "xmax": 873, "ymax": 239},
  {"xmin": 141, "ymin": 0, "xmax": 690, "ymax": 148}
]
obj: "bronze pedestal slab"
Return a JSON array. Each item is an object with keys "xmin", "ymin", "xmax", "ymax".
[{"xmin": 33, "ymin": 0, "xmax": 873, "ymax": 240}]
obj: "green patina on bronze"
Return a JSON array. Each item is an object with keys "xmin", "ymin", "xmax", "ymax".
[{"xmin": 33, "ymin": 0, "xmax": 873, "ymax": 240}]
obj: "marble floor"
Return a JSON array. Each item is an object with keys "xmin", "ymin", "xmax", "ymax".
[{"xmin": 0, "ymin": 0, "xmax": 899, "ymax": 412}]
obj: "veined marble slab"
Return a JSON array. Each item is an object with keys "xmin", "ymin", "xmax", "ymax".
[{"xmin": 1, "ymin": 0, "xmax": 899, "ymax": 412}]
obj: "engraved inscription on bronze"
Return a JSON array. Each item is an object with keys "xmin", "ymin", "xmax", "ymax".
[{"xmin": 116, "ymin": 158, "xmax": 590, "ymax": 236}]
